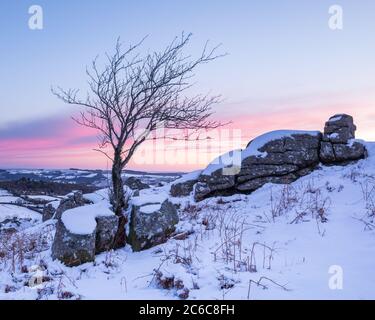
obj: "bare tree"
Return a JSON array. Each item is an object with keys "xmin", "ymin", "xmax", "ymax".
[{"xmin": 53, "ymin": 33, "xmax": 225, "ymax": 248}]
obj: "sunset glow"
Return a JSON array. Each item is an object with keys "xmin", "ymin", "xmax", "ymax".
[{"xmin": 1, "ymin": 0, "xmax": 375, "ymax": 171}]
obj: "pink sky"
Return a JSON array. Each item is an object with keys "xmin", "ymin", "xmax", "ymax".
[{"xmin": 1, "ymin": 99, "xmax": 374, "ymax": 172}]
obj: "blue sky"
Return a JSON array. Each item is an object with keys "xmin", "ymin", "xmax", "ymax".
[{"xmin": 1, "ymin": 1, "xmax": 375, "ymax": 169}]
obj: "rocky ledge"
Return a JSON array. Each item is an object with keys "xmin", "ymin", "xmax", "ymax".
[{"xmin": 174, "ymin": 114, "xmax": 367, "ymax": 201}]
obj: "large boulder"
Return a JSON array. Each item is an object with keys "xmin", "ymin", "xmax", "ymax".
[
  {"xmin": 236, "ymin": 131, "xmax": 321, "ymax": 192},
  {"xmin": 194, "ymin": 150, "xmax": 241, "ymax": 201},
  {"xmin": 193, "ymin": 115, "xmax": 367, "ymax": 201},
  {"xmin": 51, "ymin": 202, "xmax": 118, "ymax": 267},
  {"xmin": 52, "ymin": 219, "xmax": 96, "ymax": 267},
  {"xmin": 322, "ymin": 114, "xmax": 356, "ymax": 143},
  {"xmin": 194, "ymin": 131, "xmax": 322, "ymax": 201},
  {"xmin": 43, "ymin": 191, "xmax": 89, "ymax": 221},
  {"xmin": 170, "ymin": 170, "xmax": 202, "ymax": 197},
  {"xmin": 128, "ymin": 198, "xmax": 179, "ymax": 251},
  {"xmin": 319, "ymin": 114, "xmax": 366, "ymax": 164}
]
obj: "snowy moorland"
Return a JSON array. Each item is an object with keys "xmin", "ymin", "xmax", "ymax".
[
  {"xmin": 0, "ymin": 168, "xmax": 179, "ymax": 189},
  {"xmin": 1, "ymin": 144, "xmax": 375, "ymax": 300}
]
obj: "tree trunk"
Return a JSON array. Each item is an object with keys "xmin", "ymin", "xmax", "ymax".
[{"xmin": 111, "ymin": 152, "xmax": 128, "ymax": 249}]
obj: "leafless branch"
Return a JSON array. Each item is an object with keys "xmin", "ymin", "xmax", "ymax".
[{"xmin": 53, "ymin": 33, "xmax": 227, "ymax": 245}]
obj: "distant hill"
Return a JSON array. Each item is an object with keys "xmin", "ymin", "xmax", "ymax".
[{"xmin": 0, "ymin": 168, "xmax": 183, "ymax": 187}]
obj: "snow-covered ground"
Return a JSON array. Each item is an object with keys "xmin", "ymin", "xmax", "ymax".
[{"xmin": 1, "ymin": 144, "xmax": 375, "ymax": 300}]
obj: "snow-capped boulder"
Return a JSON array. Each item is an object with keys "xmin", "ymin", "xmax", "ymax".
[
  {"xmin": 128, "ymin": 199, "xmax": 179, "ymax": 251},
  {"xmin": 194, "ymin": 131, "xmax": 322, "ymax": 201},
  {"xmin": 170, "ymin": 170, "xmax": 202, "ymax": 197},
  {"xmin": 237, "ymin": 131, "xmax": 321, "ymax": 190},
  {"xmin": 52, "ymin": 219, "xmax": 96, "ymax": 267},
  {"xmin": 193, "ymin": 114, "xmax": 367, "ymax": 201},
  {"xmin": 320, "ymin": 114, "xmax": 366, "ymax": 164},
  {"xmin": 322, "ymin": 114, "xmax": 356, "ymax": 144},
  {"xmin": 51, "ymin": 202, "xmax": 118, "ymax": 266},
  {"xmin": 44, "ymin": 191, "xmax": 89, "ymax": 221}
]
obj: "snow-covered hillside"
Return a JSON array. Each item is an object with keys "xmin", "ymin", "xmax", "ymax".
[{"xmin": 1, "ymin": 143, "xmax": 375, "ymax": 300}]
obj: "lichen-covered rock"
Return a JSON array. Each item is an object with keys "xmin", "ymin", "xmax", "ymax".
[
  {"xmin": 236, "ymin": 167, "xmax": 315, "ymax": 192},
  {"xmin": 170, "ymin": 179, "xmax": 197, "ymax": 197},
  {"xmin": 128, "ymin": 199, "xmax": 179, "ymax": 251},
  {"xmin": 193, "ymin": 115, "xmax": 368, "ymax": 201},
  {"xmin": 52, "ymin": 219, "xmax": 96, "ymax": 267},
  {"xmin": 51, "ymin": 202, "xmax": 118, "ymax": 266},
  {"xmin": 124, "ymin": 177, "xmax": 150, "ymax": 190},
  {"xmin": 51, "ymin": 191, "xmax": 88, "ymax": 221},
  {"xmin": 237, "ymin": 132, "xmax": 322, "ymax": 193},
  {"xmin": 323, "ymin": 114, "xmax": 356, "ymax": 143},
  {"xmin": 193, "ymin": 150, "xmax": 241, "ymax": 201},
  {"xmin": 319, "ymin": 142, "xmax": 336, "ymax": 163},
  {"xmin": 320, "ymin": 114, "xmax": 366, "ymax": 164},
  {"xmin": 332, "ymin": 141, "xmax": 367, "ymax": 162},
  {"xmin": 95, "ymin": 215, "xmax": 119, "ymax": 254},
  {"xmin": 170, "ymin": 170, "xmax": 201, "ymax": 197},
  {"xmin": 194, "ymin": 131, "xmax": 322, "ymax": 201},
  {"xmin": 194, "ymin": 174, "xmax": 236, "ymax": 201}
]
